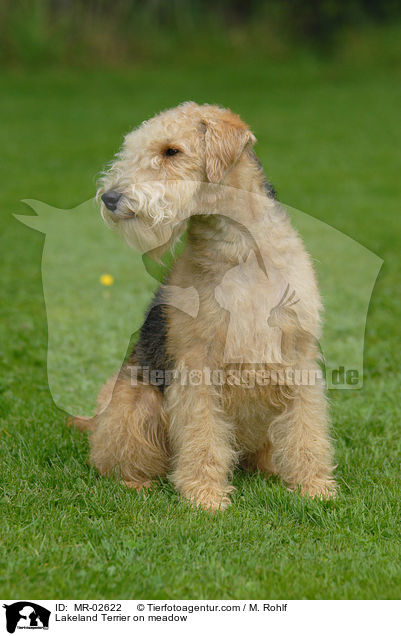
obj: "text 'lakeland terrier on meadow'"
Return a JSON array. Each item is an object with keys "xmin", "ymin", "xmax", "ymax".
[{"xmin": 72, "ymin": 102, "xmax": 336, "ymax": 510}]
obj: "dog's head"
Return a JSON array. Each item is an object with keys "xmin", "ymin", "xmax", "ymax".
[{"xmin": 98, "ymin": 102, "xmax": 256, "ymax": 253}]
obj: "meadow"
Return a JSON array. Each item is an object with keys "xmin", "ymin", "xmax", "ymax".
[{"xmin": 0, "ymin": 49, "xmax": 400, "ymax": 598}]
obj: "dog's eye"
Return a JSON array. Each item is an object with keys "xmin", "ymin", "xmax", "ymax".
[{"xmin": 164, "ymin": 148, "xmax": 180, "ymax": 157}]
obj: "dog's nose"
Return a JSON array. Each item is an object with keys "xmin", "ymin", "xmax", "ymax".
[{"xmin": 101, "ymin": 190, "xmax": 122, "ymax": 211}]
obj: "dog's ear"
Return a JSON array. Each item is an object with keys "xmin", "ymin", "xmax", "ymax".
[{"xmin": 201, "ymin": 109, "xmax": 256, "ymax": 183}]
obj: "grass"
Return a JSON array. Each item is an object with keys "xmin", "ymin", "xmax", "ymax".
[{"xmin": 0, "ymin": 53, "xmax": 400, "ymax": 599}]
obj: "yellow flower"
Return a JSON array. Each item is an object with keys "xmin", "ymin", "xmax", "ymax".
[{"xmin": 100, "ymin": 273, "xmax": 114, "ymax": 286}]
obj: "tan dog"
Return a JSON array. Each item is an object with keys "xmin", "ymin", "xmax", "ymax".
[{"xmin": 72, "ymin": 102, "xmax": 336, "ymax": 510}]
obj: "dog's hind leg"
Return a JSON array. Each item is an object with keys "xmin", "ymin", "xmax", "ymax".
[{"xmin": 82, "ymin": 365, "xmax": 169, "ymax": 488}]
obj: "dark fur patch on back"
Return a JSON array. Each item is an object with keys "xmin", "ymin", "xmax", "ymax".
[
  {"xmin": 130, "ymin": 286, "xmax": 173, "ymax": 392},
  {"xmin": 263, "ymin": 179, "xmax": 277, "ymax": 199},
  {"xmin": 248, "ymin": 150, "xmax": 277, "ymax": 199}
]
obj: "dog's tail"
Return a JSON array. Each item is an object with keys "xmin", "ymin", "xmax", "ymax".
[
  {"xmin": 67, "ymin": 415, "xmax": 97, "ymax": 432},
  {"xmin": 67, "ymin": 372, "xmax": 120, "ymax": 433}
]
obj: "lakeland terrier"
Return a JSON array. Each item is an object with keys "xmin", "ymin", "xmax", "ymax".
[{"xmin": 72, "ymin": 102, "xmax": 336, "ymax": 510}]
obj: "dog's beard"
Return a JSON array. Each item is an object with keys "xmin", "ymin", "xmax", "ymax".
[
  {"xmin": 100, "ymin": 179, "xmax": 198, "ymax": 255},
  {"xmin": 117, "ymin": 215, "xmax": 186, "ymax": 256}
]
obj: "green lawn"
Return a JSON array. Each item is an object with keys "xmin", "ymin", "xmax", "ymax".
[{"xmin": 0, "ymin": 57, "xmax": 400, "ymax": 599}]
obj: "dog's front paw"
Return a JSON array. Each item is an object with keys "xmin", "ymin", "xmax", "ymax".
[
  {"xmin": 296, "ymin": 478, "xmax": 337, "ymax": 500},
  {"xmin": 182, "ymin": 486, "xmax": 232, "ymax": 512}
]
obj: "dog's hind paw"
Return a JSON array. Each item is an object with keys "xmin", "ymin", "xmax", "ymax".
[{"xmin": 121, "ymin": 479, "xmax": 153, "ymax": 492}]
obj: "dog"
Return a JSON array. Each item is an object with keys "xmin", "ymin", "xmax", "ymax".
[{"xmin": 72, "ymin": 102, "xmax": 336, "ymax": 510}]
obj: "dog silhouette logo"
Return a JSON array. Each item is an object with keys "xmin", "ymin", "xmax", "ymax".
[{"xmin": 3, "ymin": 602, "xmax": 50, "ymax": 633}]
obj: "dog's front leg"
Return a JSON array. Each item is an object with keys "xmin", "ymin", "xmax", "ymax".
[
  {"xmin": 268, "ymin": 378, "xmax": 336, "ymax": 498},
  {"xmin": 165, "ymin": 375, "xmax": 237, "ymax": 511}
]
